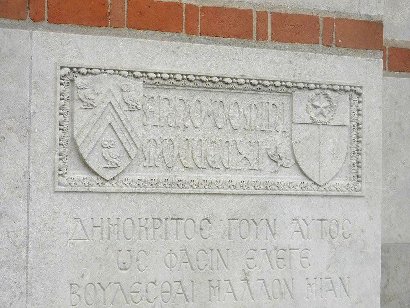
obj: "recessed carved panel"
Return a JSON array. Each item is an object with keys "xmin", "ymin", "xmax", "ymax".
[{"xmin": 56, "ymin": 66, "xmax": 363, "ymax": 194}]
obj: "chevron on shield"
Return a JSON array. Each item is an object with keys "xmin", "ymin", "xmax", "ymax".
[{"xmin": 73, "ymin": 82, "xmax": 138, "ymax": 181}]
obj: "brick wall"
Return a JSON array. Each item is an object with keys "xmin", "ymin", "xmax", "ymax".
[{"xmin": 0, "ymin": 0, "xmax": 409, "ymax": 73}]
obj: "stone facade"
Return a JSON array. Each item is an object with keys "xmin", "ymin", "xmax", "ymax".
[{"xmin": 0, "ymin": 0, "xmax": 409, "ymax": 307}]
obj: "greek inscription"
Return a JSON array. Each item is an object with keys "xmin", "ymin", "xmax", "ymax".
[
  {"xmin": 291, "ymin": 218, "xmax": 353, "ymax": 240},
  {"xmin": 208, "ymin": 278, "xmax": 294, "ymax": 302},
  {"xmin": 68, "ymin": 215, "xmax": 356, "ymax": 305},
  {"xmin": 305, "ymin": 276, "xmax": 350, "ymax": 299},
  {"xmin": 245, "ymin": 247, "xmax": 311, "ymax": 270},
  {"xmin": 70, "ymin": 280, "xmax": 194, "ymax": 306},
  {"xmin": 227, "ymin": 218, "xmax": 277, "ymax": 240},
  {"xmin": 69, "ymin": 217, "xmax": 213, "ymax": 242},
  {"xmin": 116, "ymin": 249, "xmax": 149, "ymax": 272},
  {"xmin": 164, "ymin": 248, "xmax": 230, "ymax": 272}
]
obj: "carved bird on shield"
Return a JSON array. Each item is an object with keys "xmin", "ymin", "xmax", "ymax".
[
  {"xmin": 75, "ymin": 78, "xmax": 99, "ymax": 109},
  {"xmin": 120, "ymin": 83, "xmax": 142, "ymax": 111},
  {"xmin": 267, "ymin": 139, "xmax": 294, "ymax": 173},
  {"xmin": 101, "ymin": 139, "xmax": 121, "ymax": 168}
]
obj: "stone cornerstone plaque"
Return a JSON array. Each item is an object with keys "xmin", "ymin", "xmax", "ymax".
[
  {"xmin": 56, "ymin": 66, "xmax": 363, "ymax": 194},
  {"xmin": 29, "ymin": 30, "xmax": 382, "ymax": 307}
]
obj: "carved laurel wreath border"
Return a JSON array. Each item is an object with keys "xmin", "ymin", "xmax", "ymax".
[{"xmin": 56, "ymin": 66, "xmax": 363, "ymax": 195}]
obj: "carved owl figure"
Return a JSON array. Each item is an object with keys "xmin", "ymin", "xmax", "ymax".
[
  {"xmin": 76, "ymin": 78, "xmax": 99, "ymax": 109},
  {"xmin": 101, "ymin": 139, "xmax": 121, "ymax": 168},
  {"xmin": 120, "ymin": 83, "xmax": 142, "ymax": 111}
]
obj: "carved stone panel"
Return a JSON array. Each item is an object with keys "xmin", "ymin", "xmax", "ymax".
[
  {"xmin": 29, "ymin": 31, "xmax": 382, "ymax": 308},
  {"xmin": 56, "ymin": 67, "xmax": 363, "ymax": 194}
]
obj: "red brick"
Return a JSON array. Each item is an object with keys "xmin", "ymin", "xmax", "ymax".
[
  {"xmin": 110, "ymin": 0, "xmax": 125, "ymax": 27},
  {"xmin": 29, "ymin": 0, "xmax": 45, "ymax": 21},
  {"xmin": 48, "ymin": 0, "xmax": 109, "ymax": 27},
  {"xmin": 388, "ymin": 47, "xmax": 410, "ymax": 73},
  {"xmin": 128, "ymin": 0, "xmax": 183, "ymax": 33},
  {"xmin": 185, "ymin": 4, "xmax": 199, "ymax": 35},
  {"xmin": 322, "ymin": 17, "xmax": 334, "ymax": 47},
  {"xmin": 335, "ymin": 18, "xmax": 383, "ymax": 50},
  {"xmin": 200, "ymin": 6, "xmax": 253, "ymax": 40},
  {"xmin": 256, "ymin": 11, "xmax": 268, "ymax": 41},
  {"xmin": 271, "ymin": 13, "xmax": 319, "ymax": 45},
  {"xmin": 0, "ymin": 0, "xmax": 26, "ymax": 20}
]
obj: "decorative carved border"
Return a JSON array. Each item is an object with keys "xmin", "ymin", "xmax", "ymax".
[{"xmin": 56, "ymin": 66, "xmax": 363, "ymax": 195}]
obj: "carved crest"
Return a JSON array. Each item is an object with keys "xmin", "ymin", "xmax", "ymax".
[
  {"xmin": 292, "ymin": 90, "xmax": 349, "ymax": 186},
  {"xmin": 306, "ymin": 91, "xmax": 337, "ymax": 124},
  {"xmin": 57, "ymin": 67, "xmax": 363, "ymax": 194},
  {"xmin": 73, "ymin": 75, "xmax": 140, "ymax": 180}
]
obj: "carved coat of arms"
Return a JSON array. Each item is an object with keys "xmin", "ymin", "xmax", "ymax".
[
  {"xmin": 73, "ymin": 75, "xmax": 142, "ymax": 180},
  {"xmin": 292, "ymin": 90, "xmax": 349, "ymax": 186},
  {"xmin": 58, "ymin": 66, "xmax": 363, "ymax": 194}
]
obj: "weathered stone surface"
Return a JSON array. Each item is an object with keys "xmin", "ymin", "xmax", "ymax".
[
  {"xmin": 384, "ymin": 0, "xmax": 410, "ymax": 41},
  {"xmin": 382, "ymin": 77, "xmax": 410, "ymax": 244},
  {"xmin": 26, "ymin": 31, "xmax": 383, "ymax": 307},
  {"xmin": 381, "ymin": 76, "xmax": 410, "ymax": 308},
  {"xmin": 381, "ymin": 243, "xmax": 410, "ymax": 307},
  {"xmin": 0, "ymin": 28, "xmax": 30, "ymax": 307}
]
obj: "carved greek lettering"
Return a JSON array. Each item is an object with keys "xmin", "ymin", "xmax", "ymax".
[
  {"xmin": 208, "ymin": 278, "xmax": 294, "ymax": 303},
  {"xmin": 84, "ymin": 283, "xmax": 97, "ymax": 306},
  {"xmin": 116, "ymin": 249, "xmax": 149, "ymax": 272},
  {"xmin": 70, "ymin": 216, "xmax": 353, "ymax": 242},
  {"xmin": 97, "ymin": 282, "xmax": 111, "ymax": 305},
  {"xmin": 91, "ymin": 218, "xmax": 103, "ymax": 240},
  {"xmin": 241, "ymin": 279, "xmax": 255, "ymax": 301},
  {"xmin": 342, "ymin": 219, "xmax": 352, "ymax": 239},
  {"xmin": 67, "ymin": 214, "xmax": 358, "ymax": 305},
  {"xmin": 116, "ymin": 249, "xmax": 132, "ymax": 271},
  {"xmin": 112, "ymin": 282, "xmax": 130, "ymax": 305},
  {"xmin": 107, "ymin": 218, "xmax": 120, "ymax": 240},
  {"xmin": 70, "ymin": 280, "xmax": 194, "ymax": 306},
  {"xmin": 69, "ymin": 218, "xmax": 90, "ymax": 241},
  {"xmin": 200, "ymin": 218, "xmax": 212, "ymax": 239},
  {"xmin": 122, "ymin": 218, "xmax": 134, "ymax": 240},
  {"xmin": 164, "ymin": 248, "xmax": 230, "ymax": 272},
  {"xmin": 129, "ymin": 282, "xmax": 142, "ymax": 304},
  {"xmin": 245, "ymin": 247, "xmax": 311, "ymax": 271},
  {"xmin": 305, "ymin": 276, "xmax": 350, "ymax": 299},
  {"xmin": 228, "ymin": 218, "xmax": 277, "ymax": 240},
  {"xmin": 70, "ymin": 283, "xmax": 81, "ymax": 306},
  {"xmin": 291, "ymin": 218, "xmax": 354, "ymax": 240}
]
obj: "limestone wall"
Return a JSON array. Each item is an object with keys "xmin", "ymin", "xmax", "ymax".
[
  {"xmin": 381, "ymin": 0, "xmax": 410, "ymax": 307},
  {"xmin": 0, "ymin": 0, "xmax": 408, "ymax": 307}
]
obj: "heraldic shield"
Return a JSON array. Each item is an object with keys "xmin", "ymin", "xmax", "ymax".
[
  {"xmin": 292, "ymin": 90, "xmax": 349, "ymax": 186},
  {"xmin": 73, "ymin": 75, "xmax": 140, "ymax": 180}
]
